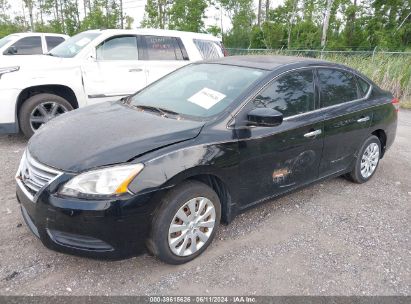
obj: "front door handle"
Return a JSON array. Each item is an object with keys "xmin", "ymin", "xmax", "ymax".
[
  {"xmin": 304, "ymin": 129, "xmax": 322, "ymax": 138},
  {"xmin": 357, "ymin": 116, "xmax": 370, "ymax": 123},
  {"xmin": 129, "ymin": 68, "xmax": 143, "ymax": 72}
]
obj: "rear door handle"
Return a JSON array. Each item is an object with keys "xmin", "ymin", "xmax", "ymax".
[
  {"xmin": 304, "ymin": 129, "xmax": 322, "ymax": 138},
  {"xmin": 129, "ymin": 68, "xmax": 143, "ymax": 72},
  {"xmin": 357, "ymin": 116, "xmax": 370, "ymax": 123}
]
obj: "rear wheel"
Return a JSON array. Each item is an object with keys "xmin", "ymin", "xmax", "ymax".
[
  {"xmin": 148, "ymin": 181, "xmax": 221, "ymax": 264},
  {"xmin": 348, "ymin": 135, "xmax": 381, "ymax": 183},
  {"xmin": 19, "ymin": 93, "xmax": 73, "ymax": 138}
]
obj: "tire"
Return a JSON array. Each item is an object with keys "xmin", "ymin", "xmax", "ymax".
[
  {"xmin": 148, "ymin": 180, "xmax": 221, "ymax": 264},
  {"xmin": 19, "ymin": 93, "xmax": 73, "ymax": 138},
  {"xmin": 347, "ymin": 135, "xmax": 381, "ymax": 184}
]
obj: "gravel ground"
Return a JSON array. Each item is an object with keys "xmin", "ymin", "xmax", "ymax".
[{"xmin": 0, "ymin": 111, "xmax": 410, "ymax": 296}]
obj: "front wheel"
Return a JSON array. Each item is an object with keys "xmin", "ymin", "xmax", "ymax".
[
  {"xmin": 19, "ymin": 93, "xmax": 73, "ymax": 138},
  {"xmin": 348, "ymin": 135, "xmax": 381, "ymax": 183},
  {"xmin": 148, "ymin": 181, "xmax": 221, "ymax": 264}
]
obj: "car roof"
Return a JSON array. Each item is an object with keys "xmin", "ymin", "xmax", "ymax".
[
  {"xmin": 207, "ymin": 55, "xmax": 337, "ymax": 70},
  {"xmin": 10, "ymin": 32, "xmax": 68, "ymax": 37},
  {"xmin": 84, "ymin": 28, "xmax": 221, "ymax": 41}
]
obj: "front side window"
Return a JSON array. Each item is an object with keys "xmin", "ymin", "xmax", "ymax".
[
  {"xmin": 143, "ymin": 35, "xmax": 183, "ymax": 60},
  {"xmin": 96, "ymin": 36, "xmax": 138, "ymax": 60},
  {"xmin": 318, "ymin": 68, "xmax": 358, "ymax": 107},
  {"xmin": 130, "ymin": 63, "xmax": 268, "ymax": 119},
  {"xmin": 46, "ymin": 36, "xmax": 65, "ymax": 51},
  {"xmin": 251, "ymin": 69, "xmax": 315, "ymax": 117},
  {"xmin": 193, "ymin": 39, "xmax": 223, "ymax": 60},
  {"xmin": 7, "ymin": 36, "xmax": 42, "ymax": 55},
  {"xmin": 49, "ymin": 32, "xmax": 101, "ymax": 58}
]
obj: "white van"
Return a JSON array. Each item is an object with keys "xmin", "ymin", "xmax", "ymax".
[{"xmin": 0, "ymin": 29, "xmax": 225, "ymax": 137}]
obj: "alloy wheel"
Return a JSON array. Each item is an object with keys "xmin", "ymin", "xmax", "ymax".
[
  {"xmin": 30, "ymin": 102, "xmax": 68, "ymax": 132},
  {"xmin": 168, "ymin": 197, "xmax": 216, "ymax": 257},
  {"xmin": 360, "ymin": 142, "xmax": 380, "ymax": 178}
]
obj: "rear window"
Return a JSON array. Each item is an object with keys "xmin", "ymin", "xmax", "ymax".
[
  {"xmin": 193, "ymin": 39, "xmax": 223, "ymax": 60},
  {"xmin": 143, "ymin": 36, "xmax": 184, "ymax": 60},
  {"xmin": 318, "ymin": 68, "xmax": 358, "ymax": 108},
  {"xmin": 46, "ymin": 36, "xmax": 65, "ymax": 51}
]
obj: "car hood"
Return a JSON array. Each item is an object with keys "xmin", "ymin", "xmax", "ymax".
[
  {"xmin": 28, "ymin": 102, "xmax": 204, "ymax": 172},
  {"xmin": 0, "ymin": 54, "xmax": 75, "ymax": 70}
]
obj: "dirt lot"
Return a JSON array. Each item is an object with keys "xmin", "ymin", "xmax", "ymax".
[{"xmin": 0, "ymin": 111, "xmax": 410, "ymax": 296}]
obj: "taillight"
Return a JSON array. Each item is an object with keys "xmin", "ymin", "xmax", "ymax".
[{"xmin": 392, "ymin": 98, "xmax": 400, "ymax": 112}]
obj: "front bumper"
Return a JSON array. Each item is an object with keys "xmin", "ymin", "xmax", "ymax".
[
  {"xmin": 0, "ymin": 88, "xmax": 21, "ymax": 134},
  {"xmin": 16, "ymin": 176, "xmax": 163, "ymax": 259}
]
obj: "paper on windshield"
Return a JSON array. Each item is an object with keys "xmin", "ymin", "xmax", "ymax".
[
  {"xmin": 75, "ymin": 37, "xmax": 91, "ymax": 47},
  {"xmin": 187, "ymin": 87, "xmax": 226, "ymax": 109}
]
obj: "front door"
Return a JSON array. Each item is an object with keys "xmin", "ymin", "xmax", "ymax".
[
  {"xmin": 236, "ymin": 69, "xmax": 324, "ymax": 208},
  {"xmin": 82, "ymin": 35, "xmax": 146, "ymax": 104}
]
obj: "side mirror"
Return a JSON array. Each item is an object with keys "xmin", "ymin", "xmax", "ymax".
[
  {"xmin": 4, "ymin": 46, "xmax": 17, "ymax": 55},
  {"xmin": 247, "ymin": 108, "xmax": 283, "ymax": 127}
]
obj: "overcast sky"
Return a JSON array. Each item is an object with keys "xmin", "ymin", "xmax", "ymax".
[{"xmin": 9, "ymin": 0, "xmax": 284, "ymax": 31}]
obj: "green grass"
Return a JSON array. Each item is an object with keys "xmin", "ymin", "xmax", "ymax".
[{"xmin": 228, "ymin": 49, "xmax": 411, "ymax": 109}]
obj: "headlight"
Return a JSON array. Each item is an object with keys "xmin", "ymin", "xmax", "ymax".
[
  {"xmin": 59, "ymin": 163, "xmax": 144, "ymax": 198},
  {"xmin": 0, "ymin": 66, "xmax": 19, "ymax": 79}
]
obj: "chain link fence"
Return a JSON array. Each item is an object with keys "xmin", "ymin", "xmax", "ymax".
[{"xmin": 225, "ymin": 48, "xmax": 411, "ymax": 60}]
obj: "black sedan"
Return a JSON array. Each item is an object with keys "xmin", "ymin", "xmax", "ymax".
[{"xmin": 16, "ymin": 56, "xmax": 398, "ymax": 264}]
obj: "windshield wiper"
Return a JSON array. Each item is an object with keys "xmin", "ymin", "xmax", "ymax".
[{"xmin": 134, "ymin": 105, "xmax": 181, "ymax": 118}]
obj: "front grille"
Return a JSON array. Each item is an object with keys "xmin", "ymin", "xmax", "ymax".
[{"xmin": 17, "ymin": 150, "xmax": 61, "ymax": 196}]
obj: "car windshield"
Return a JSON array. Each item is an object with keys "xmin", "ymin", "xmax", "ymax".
[
  {"xmin": 48, "ymin": 32, "xmax": 101, "ymax": 58},
  {"xmin": 0, "ymin": 35, "xmax": 17, "ymax": 49},
  {"xmin": 129, "ymin": 63, "xmax": 268, "ymax": 119}
]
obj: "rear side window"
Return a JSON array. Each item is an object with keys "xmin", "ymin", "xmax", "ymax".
[
  {"xmin": 8, "ymin": 36, "xmax": 42, "ymax": 55},
  {"xmin": 193, "ymin": 39, "xmax": 223, "ymax": 60},
  {"xmin": 356, "ymin": 76, "xmax": 370, "ymax": 97},
  {"xmin": 96, "ymin": 36, "xmax": 138, "ymax": 60},
  {"xmin": 46, "ymin": 36, "xmax": 65, "ymax": 51},
  {"xmin": 318, "ymin": 68, "xmax": 358, "ymax": 107},
  {"xmin": 252, "ymin": 69, "xmax": 315, "ymax": 117},
  {"xmin": 142, "ymin": 36, "xmax": 184, "ymax": 60}
]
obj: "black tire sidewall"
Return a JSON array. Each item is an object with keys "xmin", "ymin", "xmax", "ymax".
[
  {"xmin": 149, "ymin": 181, "xmax": 221, "ymax": 264},
  {"xmin": 353, "ymin": 135, "xmax": 381, "ymax": 183},
  {"xmin": 19, "ymin": 93, "xmax": 73, "ymax": 138}
]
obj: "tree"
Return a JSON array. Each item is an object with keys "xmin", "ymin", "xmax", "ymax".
[
  {"xmin": 141, "ymin": 0, "xmax": 171, "ymax": 29},
  {"xmin": 219, "ymin": 0, "xmax": 255, "ymax": 48},
  {"xmin": 321, "ymin": 0, "xmax": 334, "ymax": 47},
  {"xmin": 169, "ymin": 0, "xmax": 208, "ymax": 32}
]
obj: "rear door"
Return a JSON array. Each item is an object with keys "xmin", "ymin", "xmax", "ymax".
[
  {"xmin": 236, "ymin": 69, "xmax": 324, "ymax": 207},
  {"xmin": 82, "ymin": 35, "xmax": 146, "ymax": 103},
  {"xmin": 316, "ymin": 68, "xmax": 373, "ymax": 177},
  {"xmin": 140, "ymin": 35, "xmax": 190, "ymax": 85}
]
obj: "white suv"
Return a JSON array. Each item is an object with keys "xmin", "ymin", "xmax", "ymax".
[
  {"xmin": 0, "ymin": 32, "xmax": 68, "ymax": 57},
  {"xmin": 0, "ymin": 29, "xmax": 225, "ymax": 137}
]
